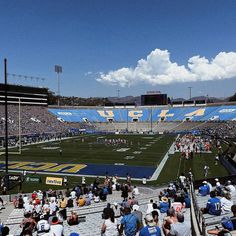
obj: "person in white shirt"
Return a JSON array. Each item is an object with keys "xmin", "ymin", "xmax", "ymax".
[
  {"xmin": 37, "ymin": 215, "xmax": 50, "ymax": 234},
  {"xmin": 70, "ymin": 189, "xmax": 77, "ymax": 199},
  {"xmin": 179, "ymin": 173, "xmax": 186, "ymax": 187},
  {"xmin": 221, "ymin": 192, "xmax": 233, "ymax": 213},
  {"xmin": 88, "ymin": 191, "xmax": 94, "ymax": 200},
  {"xmin": 146, "ymin": 199, "xmax": 154, "ymax": 214},
  {"xmin": 226, "ymin": 181, "xmax": 236, "ymax": 196},
  {"xmin": 49, "ymin": 200, "xmax": 57, "ymax": 214},
  {"xmin": 101, "ymin": 215, "xmax": 119, "ymax": 236},
  {"xmin": 43, "ymin": 216, "xmax": 63, "ymax": 236},
  {"xmin": 132, "ymin": 186, "xmax": 140, "ymax": 197},
  {"xmin": 24, "ymin": 201, "xmax": 34, "ymax": 214},
  {"xmin": 207, "ymin": 181, "xmax": 213, "ymax": 193},
  {"xmin": 94, "ymin": 194, "xmax": 100, "ymax": 203},
  {"xmin": 142, "ymin": 177, "xmax": 147, "ymax": 185},
  {"xmin": 43, "ymin": 200, "xmax": 50, "ymax": 214},
  {"xmin": 23, "ymin": 195, "xmax": 29, "ymax": 204},
  {"xmin": 37, "ymin": 190, "xmax": 43, "ymax": 202}
]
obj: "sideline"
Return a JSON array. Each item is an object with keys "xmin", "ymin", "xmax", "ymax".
[{"xmin": 149, "ymin": 134, "xmax": 180, "ymax": 181}]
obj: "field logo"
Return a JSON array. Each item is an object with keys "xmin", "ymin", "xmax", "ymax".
[
  {"xmin": 0, "ymin": 161, "xmax": 87, "ymax": 174},
  {"xmin": 46, "ymin": 177, "xmax": 63, "ymax": 186}
]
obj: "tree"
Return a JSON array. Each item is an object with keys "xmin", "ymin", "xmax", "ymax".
[{"xmin": 229, "ymin": 93, "xmax": 236, "ymax": 102}]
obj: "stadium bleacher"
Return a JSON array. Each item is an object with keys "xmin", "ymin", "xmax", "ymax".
[{"xmin": 49, "ymin": 105, "xmax": 236, "ymax": 123}]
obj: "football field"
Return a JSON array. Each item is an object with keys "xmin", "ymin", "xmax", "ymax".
[
  {"xmin": 0, "ymin": 133, "xmax": 229, "ymax": 184},
  {"xmin": 0, "ymin": 134, "xmax": 175, "ymax": 179}
]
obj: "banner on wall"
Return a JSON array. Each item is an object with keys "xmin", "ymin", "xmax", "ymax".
[{"xmin": 46, "ymin": 177, "xmax": 63, "ymax": 186}]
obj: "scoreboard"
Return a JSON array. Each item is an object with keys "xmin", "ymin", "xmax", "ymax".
[{"xmin": 141, "ymin": 93, "xmax": 167, "ymax": 105}]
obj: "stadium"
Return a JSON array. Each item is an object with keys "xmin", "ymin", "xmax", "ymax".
[
  {"xmin": 1, "ymin": 1, "xmax": 236, "ymax": 236},
  {"xmin": 0, "ymin": 81, "xmax": 235, "ymax": 236}
]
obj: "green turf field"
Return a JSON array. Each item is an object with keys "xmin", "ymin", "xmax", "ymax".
[
  {"xmin": 7, "ymin": 134, "xmax": 175, "ymax": 167},
  {"xmin": 157, "ymin": 150, "xmax": 229, "ymax": 184}
]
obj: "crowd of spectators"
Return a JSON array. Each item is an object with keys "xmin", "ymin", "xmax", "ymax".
[
  {"xmin": 0, "ymin": 174, "xmax": 192, "ymax": 236},
  {"xmin": 197, "ymin": 178, "xmax": 236, "ymax": 235},
  {"xmin": 0, "ymin": 105, "xmax": 84, "ymax": 148},
  {"xmin": 0, "ymin": 105, "xmax": 71, "ymax": 137},
  {"xmin": 198, "ymin": 121, "xmax": 236, "ymax": 140}
]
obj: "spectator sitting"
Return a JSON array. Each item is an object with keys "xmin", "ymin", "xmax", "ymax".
[
  {"xmin": 207, "ymin": 204, "xmax": 236, "ymax": 235},
  {"xmin": 132, "ymin": 186, "xmax": 140, "ymax": 197},
  {"xmin": 146, "ymin": 199, "xmax": 154, "ymax": 214},
  {"xmin": 70, "ymin": 188, "xmax": 77, "ymax": 199},
  {"xmin": 139, "ymin": 214, "xmax": 162, "ymax": 236},
  {"xmin": 85, "ymin": 194, "xmax": 91, "ymax": 205},
  {"xmin": 184, "ymin": 192, "xmax": 191, "ymax": 208},
  {"xmin": 67, "ymin": 211, "xmax": 79, "ymax": 226},
  {"xmin": 201, "ymin": 191, "xmax": 221, "ymax": 216},
  {"xmin": 77, "ymin": 196, "xmax": 86, "ymax": 207},
  {"xmin": 132, "ymin": 196, "xmax": 138, "ymax": 205},
  {"xmin": 67, "ymin": 197, "xmax": 74, "ymax": 208},
  {"xmin": 18, "ymin": 195, "xmax": 24, "ymax": 209},
  {"xmin": 119, "ymin": 207, "xmax": 139, "ymax": 236},
  {"xmin": 2, "ymin": 226, "xmax": 14, "ymax": 236},
  {"xmin": 215, "ymin": 182, "xmax": 223, "ymax": 196},
  {"xmin": 152, "ymin": 210, "xmax": 159, "ymax": 227},
  {"xmin": 20, "ymin": 213, "xmax": 36, "ymax": 233},
  {"xmin": 48, "ymin": 216, "xmax": 64, "ymax": 235},
  {"xmin": 101, "ymin": 214, "xmax": 119, "ymax": 236},
  {"xmin": 225, "ymin": 181, "xmax": 236, "ymax": 196},
  {"xmin": 221, "ymin": 192, "xmax": 233, "ymax": 213},
  {"xmin": 199, "ymin": 181, "xmax": 209, "ymax": 196},
  {"xmin": 103, "ymin": 203, "xmax": 115, "ymax": 219},
  {"xmin": 112, "ymin": 202, "xmax": 121, "ymax": 219},
  {"xmin": 159, "ymin": 197, "xmax": 170, "ymax": 213},
  {"xmin": 163, "ymin": 212, "xmax": 191, "ymax": 236},
  {"xmin": 163, "ymin": 208, "xmax": 178, "ymax": 231},
  {"xmin": 88, "ymin": 191, "xmax": 93, "ymax": 200},
  {"xmin": 94, "ymin": 193, "xmax": 100, "ymax": 203},
  {"xmin": 37, "ymin": 215, "xmax": 50, "ymax": 235}
]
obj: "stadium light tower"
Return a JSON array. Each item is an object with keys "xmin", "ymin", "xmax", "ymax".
[
  {"xmin": 188, "ymin": 86, "xmax": 192, "ymax": 100},
  {"xmin": 55, "ymin": 65, "xmax": 62, "ymax": 106},
  {"xmin": 4, "ymin": 58, "xmax": 9, "ymax": 190}
]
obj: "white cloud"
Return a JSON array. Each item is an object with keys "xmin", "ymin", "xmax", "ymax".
[{"xmin": 97, "ymin": 49, "xmax": 236, "ymax": 87}]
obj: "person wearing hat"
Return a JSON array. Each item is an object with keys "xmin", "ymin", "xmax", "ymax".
[
  {"xmin": 198, "ymin": 181, "xmax": 209, "ymax": 196},
  {"xmin": 139, "ymin": 214, "xmax": 161, "ymax": 236},
  {"xmin": 159, "ymin": 197, "xmax": 170, "ymax": 213},
  {"xmin": 215, "ymin": 181, "xmax": 223, "ymax": 196}
]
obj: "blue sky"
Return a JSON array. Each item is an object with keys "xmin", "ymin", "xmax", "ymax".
[{"xmin": 0, "ymin": 0, "xmax": 235, "ymax": 99}]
